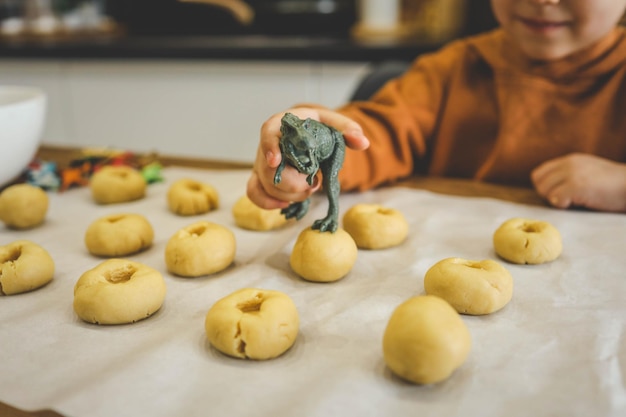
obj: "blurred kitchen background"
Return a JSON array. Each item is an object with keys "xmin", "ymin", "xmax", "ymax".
[
  {"xmin": 1, "ymin": 0, "xmax": 496, "ymax": 39},
  {"xmin": 0, "ymin": 0, "xmax": 498, "ymax": 163}
]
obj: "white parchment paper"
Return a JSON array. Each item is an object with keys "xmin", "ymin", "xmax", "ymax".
[{"xmin": 1, "ymin": 167, "xmax": 625, "ymax": 417}]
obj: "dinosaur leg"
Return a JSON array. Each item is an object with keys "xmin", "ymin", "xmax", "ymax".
[
  {"xmin": 312, "ymin": 136, "xmax": 345, "ymax": 233},
  {"xmin": 312, "ymin": 172, "xmax": 340, "ymax": 232},
  {"xmin": 281, "ymin": 199, "xmax": 311, "ymax": 220}
]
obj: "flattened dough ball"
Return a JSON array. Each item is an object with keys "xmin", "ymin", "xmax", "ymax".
[
  {"xmin": 0, "ymin": 240, "xmax": 55, "ymax": 295},
  {"xmin": 165, "ymin": 221, "xmax": 236, "ymax": 277},
  {"xmin": 232, "ymin": 195, "xmax": 288, "ymax": 231},
  {"xmin": 342, "ymin": 203, "xmax": 408, "ymax": 249},
  {"xmin": 0, "ymin": 184, "xmax": 48, "ymax": 229},
  {"xmin": 383, "ymin": 295, "xmax": 471, "ymax": 385},
  {"xmin": 73, "ymin": 259, "xmax": 166, "ymax": 325},
  {"xmin": 493, "ymin": 217, "xmax": 562, "ymax": 264},
  {"xmin": 85, "ymin": 213, "xmax": 154, "ymax": 257},
  {"xmin": 205, "ymin": 288, "xmax": 299, "ymax": 360},
  {"xmin": 90, "ymin": 166, "xmax": 146, "ymax": 204},
  {"xmin": 167, "ymin": 178, "xmax": 219, "ymax": 216},
  {"xmin": 290, "ymin": 227, "xmax": 357, "ymax": 282},
  {"xmin": 424, "ymin": 257, "xmax": 513, "ymax": 315}
]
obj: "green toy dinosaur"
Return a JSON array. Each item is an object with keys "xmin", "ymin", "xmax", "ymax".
[{"xmin": 273, "ymin": 112, "xmax": 346, "ymax": 233}]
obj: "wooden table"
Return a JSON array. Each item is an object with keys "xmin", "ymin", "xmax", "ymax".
[{"xmin": 0, "ymin": 403, "xmax": 63, "ymax": 417}]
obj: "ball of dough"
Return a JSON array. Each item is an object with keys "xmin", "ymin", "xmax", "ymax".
[
  {"xmin": 84, "ymin": 213, "xmax": 154, "ymax": 257},
  {"xmin": 383, "ymin": 295, "xmax": 471, "ymax": 385},
  {"xmin": 0, "ymin": 240, "xmax": 55, "ymax": 295},
  {"xmin": 73, "ymin": 259, "xmax": 166, "ymax": 325},
  {"xmin": 289, "ymin": 227, "xmax": 357, "ymax": 282},
  {"xmin": 90, "ymin": 166, "xmax": 146, "ymax": 204},
  {"xmin": 167, "ymin": 178, "xmax": 219, "ymax": 216},
  {"xmin": 232, "ymin": 195, "xmax": 288, "ymax": 231},
  {"xmin": 205, "ymin": 288, "xmax": 299, "ymax": 360},
  {"xmin": 493, "ymin": 217, "xmax": 562, "ymax": 264},
  {"xmin": 424, "ymin": 257, "xmax": 513, "ymax": 315},
  {"xmin": 0, "ymin": 184, "xmax": 48, "ymax": 229},
  {"xmin": 342, "ymin": 203, "xmax": 408, "ymax": 249},
  {"xmin": 165, "ymin": 221, "xmax": 236, "ymax": 277}
]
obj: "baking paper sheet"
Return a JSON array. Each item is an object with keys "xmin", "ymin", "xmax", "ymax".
[{"xmin": 1, "ymin": 167, "xmax": 625, "ymax": 417}]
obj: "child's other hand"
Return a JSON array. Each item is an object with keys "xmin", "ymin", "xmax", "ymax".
[
  {"xmin": 531, "ymin": 153, "xmax": 626, "ymax": 213},
  {"xmin": 246, "ymin": 107, "xmax": 369, "ymax": 210}
]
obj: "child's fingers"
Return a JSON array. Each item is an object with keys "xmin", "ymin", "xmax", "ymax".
[
  {"xmin": 247, "ymin": 166, "xmax": 319, "ymax": 210},
  {"xmin": 259, "ymin": 113, "xmax": 285, "ymax": 168},
  {"xmin": 530, "ymin": 160, "xmax": 571, "ymax": 208},
  {"xmin": 272, "ymin": 167, "xmax": 320, "ymax": 195},
  {"xmin": 544, "ymin": 185, "xmax": 573, "ymax": 209},
  {"xmin": 343, "ymin": 129, "xmax": 370, "ymax": 151},
  {"xmin": 246, "ymin": 172, "xmax": 290, "ymax": 210},
  {"xmin": 530, "ymin": 157, "xmax": 560, "ymax": 185},
  {"xmin": 531, "ymin": 158, "xmax": 568, "ymax": 194}
]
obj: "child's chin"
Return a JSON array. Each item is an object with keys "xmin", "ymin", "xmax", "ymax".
[{"xmin": 517, "ymin": 42, "xmax": 577, "ymax": 61}]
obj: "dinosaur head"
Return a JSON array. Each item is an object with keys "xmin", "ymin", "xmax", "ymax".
[{"xmin": 279, "ymin": 113, "xmax": 320, "ymax": 184}]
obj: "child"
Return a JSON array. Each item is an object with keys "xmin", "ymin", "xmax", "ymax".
[{"xmin": 247, "ymin": 0, "xmax": 626, "ymax": 214}]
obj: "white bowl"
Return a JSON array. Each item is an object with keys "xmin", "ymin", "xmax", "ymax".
[{"xmin": 0, "ymin": 85, "xmax": 47, "ymax": 188}]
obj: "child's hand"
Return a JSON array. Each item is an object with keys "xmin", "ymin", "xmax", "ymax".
[
  {"xmin": 246, "ymin": 107, "xmax": 369, "ymax": 210},
  {"xmin": 531, "ymin": 153, "xmax": 626, "ymax": 213}
]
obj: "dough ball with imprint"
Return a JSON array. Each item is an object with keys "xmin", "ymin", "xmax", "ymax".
[
  {"xmin": 165, "ymin": 221, "xmax": 236, "ymax": 277},
  {"xmin": 424, "ymin": 257, "xmax": 513, "ymax": 315},
  {"xmin": 383, "ymin": 295, "xmax": 471, "ymax": 385},
  {"xmin": 493, "ymin": 217, "xmax": 562, "ymax": 264},
  {"xmin": 167, "ymin": 178, "xmax": 219, "ymax": 216},
  {"xmin": 90, "ymin": 166, "xmax": 147, "ymax": 204},
  {"xmin": 205, "ymin": 288, "xmax": 299, "ymax": 360},
  {"xmin": 73, "ymin": 259, "xmax": 166, "ymax": 325},
  {"xmin": 290, "ymin": 226, "xmax": 357, "ymax": 282},
  {"xmin": 84, "ymin": 213, "xmax": 154, "ymax": 257},
  {"xmin": 232, "ymin": 195, "xmax": 289, "ymax": 231},
  {"xmin": 0, "ymin": 184, "xmax": 48, "ymax": 229},
  {"xmin": 342, "ymin": 203, "xmax": 408, "ymax": 249},
  {"xmin": 0, "ymin": 240, "xmax": 55, "ymax": 295}
]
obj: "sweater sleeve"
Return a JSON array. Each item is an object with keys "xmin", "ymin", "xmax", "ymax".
[{"xmin": 337, "ymin": 41, "xmax": 467, "ymax": 192}]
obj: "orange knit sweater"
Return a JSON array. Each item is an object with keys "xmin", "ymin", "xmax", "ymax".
[{"xmin": 337, "ymin": 28, "xmax": 626, "ymax": 191}]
